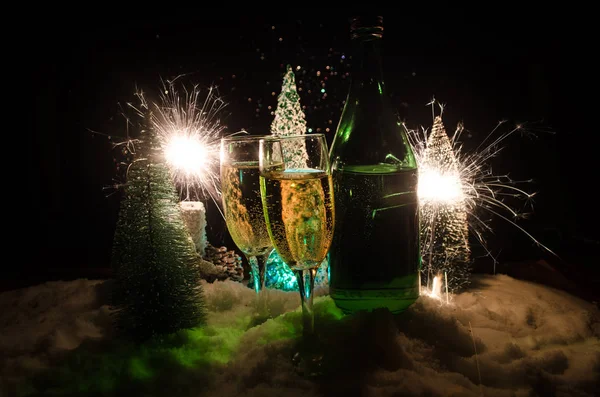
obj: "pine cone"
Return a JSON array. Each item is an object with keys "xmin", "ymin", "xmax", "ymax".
[{"xmin": 204, "ymin": 243, "xmax": 244, "ymax": 282}]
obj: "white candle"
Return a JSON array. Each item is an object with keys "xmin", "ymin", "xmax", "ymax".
[{"xmin": 180, "ymin": 201, "xmax": 208, "ymax": 257}]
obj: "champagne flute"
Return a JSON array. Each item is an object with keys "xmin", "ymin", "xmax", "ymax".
[
  {"xmin": 259, "ymin": 134, "xmax": 335, "ymax": 343},
  {"xmin": 220, "ymin": 135, "xmax": 274, "ymax": 294}
]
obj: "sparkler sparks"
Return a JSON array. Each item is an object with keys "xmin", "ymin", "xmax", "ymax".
[
  {"xmin": 125, "ymin": 78, "xmax": 229, "ymax": 209},
  {"xmin": 410, "ymin": 101, "xmax": 556, "ymax": 300}
]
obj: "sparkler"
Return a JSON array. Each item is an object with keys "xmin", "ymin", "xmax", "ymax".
[
  {"xmin": 124, "ymin": 77, "xmax": 229, "ymax": 211},
  {"xmin": 410, "ymin": 101, "xmax": 556, "ymax": 301}
]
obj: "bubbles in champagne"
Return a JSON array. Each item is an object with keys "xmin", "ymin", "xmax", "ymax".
[
  {"xmin": 221, "ymin": 162, "xmax": 272, "ymax": 256},
  {"xmin": 261, "ymin": 170, "xmax": 335, "ymax": 270}
]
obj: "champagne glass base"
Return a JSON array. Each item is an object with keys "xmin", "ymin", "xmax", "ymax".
[
  {"xmin": 291, "ymin": 336, "xmax": 325, "ymax": 378},
  {"xmin": 248, "ymin": 289, "xmax": 272, "ymax": 327}
]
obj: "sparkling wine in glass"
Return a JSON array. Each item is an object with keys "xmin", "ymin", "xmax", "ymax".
[
  {"xmin": 220, "ymin": 135, "xmax": 274, "ymax": 294},
  {"xmin": 259, "ymin": 133, "xmax": 335, "ymax": 346}
]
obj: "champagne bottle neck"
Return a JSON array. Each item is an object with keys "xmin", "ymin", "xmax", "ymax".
[
  {"xmin": 349, "ymin": 37, "xmax": 385, "ymax": 92},
  {"xmin": 330, "ymin": 17, "xmax": 418, "ymax": 171}
]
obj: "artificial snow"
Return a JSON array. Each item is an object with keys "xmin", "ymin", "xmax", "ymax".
[{"xmin": 1, "ymin": 275, "xmax": 598, "ymax": 396}]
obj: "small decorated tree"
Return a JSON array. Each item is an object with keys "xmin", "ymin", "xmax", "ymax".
[
  {"xmin": 110, "ymin": 113, "xmax": 206, "ymax": 341},
  {"xmin": 419, "ymin": 116, "xmax": 471, "ymax": 293},
  {"xmin": 271, "ymin": 64, "xmax": 309, "ymax": 169}
]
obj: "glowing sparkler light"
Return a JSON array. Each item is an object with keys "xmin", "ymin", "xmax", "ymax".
[
  {"xmin": 126, "ymin": 77, "xmax": 228, "ymax": 207},
  {"xmin": 418, "ymin": 166, "xmax": 463, "ymax": 204},
  {"xmin": 164, "ymin": 134, "xmax": 209, "ymax": 176},
  {"xmin": 418, "ymin": 114, "xmax": 465, "ymax": 205}
]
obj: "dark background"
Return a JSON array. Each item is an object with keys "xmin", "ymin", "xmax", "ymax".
[{"xmin": 21, "ymin": 13, "xmax": 596, "ymax": 296}]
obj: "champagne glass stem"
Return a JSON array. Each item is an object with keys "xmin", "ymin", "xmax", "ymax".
[
  {"xmin": 248, "ymin": 252, "xmax": 269, "ymax": 294},
  {"xmin": 295, "ymin": 268, "xmax": 316, "ymax": 338}
]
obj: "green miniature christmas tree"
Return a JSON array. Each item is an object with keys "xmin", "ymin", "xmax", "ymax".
[{"xmin": 110, "ymin": 113, "xmax": 206, "ymax": 342}]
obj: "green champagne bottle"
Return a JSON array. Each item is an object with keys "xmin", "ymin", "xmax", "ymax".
[{"xmin": 328, "ymin": 16, "xmax": 421, "ymax": 314}]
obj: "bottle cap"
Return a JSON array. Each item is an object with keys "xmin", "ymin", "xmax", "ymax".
[{"xmin": 350, "ymin": 16, "xmax": 383, "ymax": 39}]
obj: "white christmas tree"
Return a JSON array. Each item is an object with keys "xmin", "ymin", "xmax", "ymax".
[
  {"xmin": 271, "ymin": 64, "xmax": 308, "ymax": 169},
  {"xmin": 419, "ymin": 116, "xmax": 471, "ymax": 293}
]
